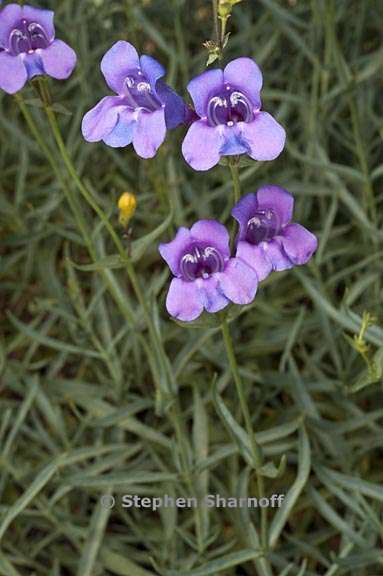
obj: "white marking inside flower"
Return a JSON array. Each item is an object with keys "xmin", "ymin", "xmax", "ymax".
[{"xmin": 137, "ymin": 81, "xmax": 151, "ymax": 92}]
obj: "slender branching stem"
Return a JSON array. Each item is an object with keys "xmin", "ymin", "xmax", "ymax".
[
  {"xmin": 40, "ymin": 86, "xmax": 175, "ymax": 399},
  {"xmin": 221, "ymin": 318, "xmax": 271, "ymax": 570}
]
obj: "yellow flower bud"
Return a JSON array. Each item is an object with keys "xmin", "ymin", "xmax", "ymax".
[
  {"xmin": 218, "ymin": 0, "xmax": 242, "ymax": 18},
  {"xmin": 118, "ymin": 192, "xmax": 137, "ymax": 227}
]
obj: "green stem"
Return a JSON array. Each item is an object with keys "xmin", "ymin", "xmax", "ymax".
[
  {"xmin": 41, "ymin": 94, "xmax": 176, "ymax": 401},
  {"xmin": 212, "ymin": 0, "xmax": 229, "ymax": 59},
  {"xmin": 229, "ymin": 162, "xmax": 241, "ymax": 204},
  {"xmin": 221, "ymin": 318, "xmax": 271, "ymax": 566},
  {"xmin": 15, "ymin": 95, "xmax": 96, "ymax": 264},
  {"xmin": 348, "ymin": 96, "xmax": 376, "ymax": 224},
  {"xmin": 220, "ymin": 15, "xmax": 228, "ymax": 50},
  {"xmin": 229, "ymin": 162, "xmax": 241, "ymax": 251},
  {"xmin": 212, "ymin": 0, "xmax": 221, "ymax": 52},
  {"xmin": 15, "ymin": 94, "xmax": 136, "ymax": 327}
]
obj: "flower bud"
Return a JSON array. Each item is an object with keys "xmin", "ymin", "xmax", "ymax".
[
  {"xmin": 118, "ymin": 192, "xmax": 136, "ymax": 227},
  {"xmin": 218, "ymin": 0, "xmax": 242, "ymax": 19}
]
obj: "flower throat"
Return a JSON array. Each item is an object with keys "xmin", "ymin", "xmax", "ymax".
[
  {"xmin": 9, "ymin": 20, "xmax": 49, "ymax": 55},
  {"xmin": 207, "ymin": 85, "xmax": 253, "ymax": 127},
  {"xmin": 180, "ymin": 245, "xmax": 224, "ymax": 281}
]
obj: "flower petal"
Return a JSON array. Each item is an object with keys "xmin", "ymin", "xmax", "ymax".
[
  {"xmin": 236, "ymin": 240, "xmax": 272, "ymax": 281},
  {"xmin": 166, "ymin": 278, "xmax": 204, "ymax": 321},
  {"xmin": 132, "ymin": 107, "xmax": 166, "ymax": 158},
  {"xmin": 218, "ymin": 258, "xmax": 258, "ymax": 305},
  {"xmin": 103, "ymin": 109, "xmax": 135, "ymax": 147},
  {"xmin": 279, "ymin": 223, "xmax": 318, "ymax": 265},
  {"xmin": 0, "ymin": 52, "xmax": 27, "ymax": 94},
  {"xmin": 231, "ymin": 193, "xmax": 258, "ymax": 241},
  {"xmin": 22, "ymin": 6, "xmax": 55, "ymax": 42},
  {"xmin": 256, "ymin": 185, "xmax": 294, "ymax": 227},
  {"xmin": 182, "ymin": 120, "xmax": 222, "ymax": 171},
  {"xmin": 0, "ymin": 4, "xmax": 23, "ymax": 49},
  {"xmin": 156, "ymin": 80, "xmax": 189, "ymax": 129},
  {"xmin": 159, "ymin": 227, "xmax": 192, "ymax": 276},
  {"xmin": 40, "ymin": 39, "xmax": 76, "ymax": 79},
  {"xmin": 140, "ymin": 54, "xmax": 165, "ymax": 92},
  {"xmin": 101, "ymin": 41, "xmax": 140, "ymax": 94},
  {"xmin": 82, "ymin": 96, "xmax": 124, "ymax": 142},
  {"xmin": 223, "ymin": 57, "xmax": 262, "ymax": 109},
  {"xmin": 197, "ymin": 277, "xmax": 228, "ymax": 313},
  {"xmin": 187, "ymin": 68, "xmax": 223, "ymax": 117},
  {"xmin": 23, "ymin": 52, "xmax": 44, "ymax": 79},
  {"xmin": 240, "ymin": 111, "xmax": 286, "ymax": 161},
  {"xmin": 261, "ymin": 239, "xmax": 293, "ymax": 272},
  {"xmin": 190, "ymin": 220, "xmax": 230, "ymax": 259},
  {"xmin": 219, "ymin": 125, "xmax": 249, "ymax": 156}
]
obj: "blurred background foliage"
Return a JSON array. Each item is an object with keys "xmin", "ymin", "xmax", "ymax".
[{"xmin": 0, "ymin": 0, "xmax": 383, "ymax": 575}]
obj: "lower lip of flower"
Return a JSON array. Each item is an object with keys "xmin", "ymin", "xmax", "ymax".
[
  {"xmin": 124, "ymin": 70, "xmax": 161, "ymax": 111},
  {"xmin": 245, "ymin": 209, "xmax": 280, "ymax": 244},
  {"xmin": 207, "ymin": 84, "xmax": 254, "ymax": 127},
  {"xmin": 9, "ymin": 19, "xmax": 50, "ymax": 55},
  {"xmin": 180, "ymin": 244, "xmax": 225, "ymax": 281}
]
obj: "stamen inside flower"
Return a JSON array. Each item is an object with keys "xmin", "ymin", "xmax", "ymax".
[
  {"xmin": 9, "ymin": 20, "xmax": 49, "ymax": 55},
  {"xmin": 124, "ymin": 70, "xmax": 161, "ymax": 111},
  {"xmin": 207, "ymin": 84, "xmax": 253, "ymax": 127},
  {"xmin": 180, "ymin": 245, "xmax": 224, "ymax": 281},
  {"xmin": 245, "ymin": 209, "xmax": 280, "ymax": 244}
]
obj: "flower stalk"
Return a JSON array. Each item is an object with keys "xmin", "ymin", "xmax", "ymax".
[
  {"xmin": 221, "ymin": 318, "xmax": 271, "ymax": 568},
  {"xmin": 229, "ymin": 160, "xmax": 241, "ymax": 251},
  {"xmin": 35, "ymin": 80, "xmax": 175, "ymax": 401}
]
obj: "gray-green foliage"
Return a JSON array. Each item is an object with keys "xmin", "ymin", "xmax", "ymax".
[{"xmin": 1, "ymin": 0, "xmax": 382, "ymax": 575}]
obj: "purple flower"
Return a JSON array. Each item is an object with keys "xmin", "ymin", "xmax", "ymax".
[
  {"xmin": 0, "ymin": 4, "xmax": 76, "ymax": 94},
  {"xmin": 182, "ymin": 58, "xmax": 286, "ymax": 171},
  {"xmin": 232, "ymin": 186, "xmax": 318, "ymax": 281},
  {"xmin": 159, "ymin": 220, "xmax": 258, "ymax": 322},
  {"xmin": 82, "ymin": 41, "xmax": 189, "ymax": 158}
]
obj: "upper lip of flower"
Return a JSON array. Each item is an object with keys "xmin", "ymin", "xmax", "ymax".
[
  {"xmin": 8, "ymin": 19, "xmax": 50, "ymax": 55},
  {"xmin": 0, "ymin": 5, "xmax": 55, "ymax": 52}
]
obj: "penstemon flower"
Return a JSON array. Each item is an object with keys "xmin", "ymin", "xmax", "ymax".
[
  {"xmin": 0, "ymin": 3, "xmax": 76, "ymax": 94},
  {"xmin": 182, "ymin": 57, "xmax": 286, "ymax": 171},
  {"xmin": 82, "ymin": 41, "xmax": 189, "ymax": 158},
  {"xmin": 159, "ymin": 220, "xmax": 258, "ymax": 321},
  {"xmin": 232, "ymin": 186, "xmax": 318, "ymax": 281}
]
